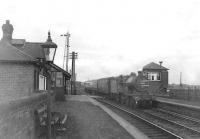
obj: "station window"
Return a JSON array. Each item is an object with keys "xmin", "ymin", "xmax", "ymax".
[
  {"xmin": 39, "ymin": 74, "xmax": 47, "ymax": 90},
  {"xmin": 147, "ymin": 72, "xmax": 161, "ymax": 81}
]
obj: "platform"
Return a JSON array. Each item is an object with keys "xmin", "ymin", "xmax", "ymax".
[
  {"xmin": 52, "ymin": 95, "xmax": 149, "ymax": 139},
  {"xmin": 155, "ymin": 97, "xmax": 200, "ymax": 109}
]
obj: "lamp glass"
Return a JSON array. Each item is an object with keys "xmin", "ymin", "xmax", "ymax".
[{"xmin": 44, "ymin": 47, "xmax": 56, "ymax": 62}]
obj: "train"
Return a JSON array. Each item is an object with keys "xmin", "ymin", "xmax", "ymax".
[
  {"xmin": 85, "ymin": 72, "xmax": 154, "ymax": 108},
  {"xmin": 85, "ymin": 62, "xmax": 169, "ymax": 108}
]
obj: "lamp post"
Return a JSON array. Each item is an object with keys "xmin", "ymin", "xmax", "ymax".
[{"xmin": 41, "ymin": 31, "xmax": 57, "ymax": 139}]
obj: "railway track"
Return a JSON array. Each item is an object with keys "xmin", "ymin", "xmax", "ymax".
[
  {"xmin": 96, "ymin": 99, "xmax": 182, "ymax": 139},
  {"xmin": 141, "ymin": 108, "xmax": 200, "ymax": 138},
  {"xmin": 145, "ymin": 108, "xmax": 200, "ymax": 130}
]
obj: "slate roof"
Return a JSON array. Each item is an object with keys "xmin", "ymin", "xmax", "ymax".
[
  {"xmin": 11, "ymin": 39, "xmax": 45, "ymax": 59},
  {"xmin": 0, "ymin": 19, "xmax": 70, "ymax": 77},
  {"xmin": 143, "ymin": 62, "xmax": 169, "ymax": 70},
  {"xmin": 49, "ymin": 63, "xmax": 71, "ymax": 78},
  {"xmin": 20, "ymin": 42, "xmax": 45, "ymax": 59},
  {"xmin": 12, "ymin": 39, "xmax": 25, "ymax": 46},
  {"xmin": 0, "ymin": 40, "xmax": 36, "ymax": 62}
]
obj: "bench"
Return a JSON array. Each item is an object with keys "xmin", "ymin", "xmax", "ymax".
[
  {"xmin": 35, "ymin": 105, "xmax": 68, "ymax": 137},
  {"xmin": 51, "ymin": 112, "xmax": 68, "ymax": 132},
  {"xmin": 34, "ymin": 104, "xmax": 47, "ymax": 137}
]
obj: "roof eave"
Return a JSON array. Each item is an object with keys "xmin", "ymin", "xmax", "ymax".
[
  {"xmin": 0, "ymin": 60, "xmax": 37, "ymax": 64},
  {"xmin": 48, "ymin": 63, "xmax": 71, "ymax": 78},
  {"xmin": 143, "ymin": 68, "xmax": 169, "ymax": 70}
]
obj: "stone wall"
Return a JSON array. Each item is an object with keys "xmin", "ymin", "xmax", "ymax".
[{"xmin": 0, "ymin": 92, "xmax": 48, "ymax": 139}]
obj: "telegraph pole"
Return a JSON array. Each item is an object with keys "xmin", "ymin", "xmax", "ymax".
[{"xmin": 69, "ymin": 52, "xmax": 78, "ymax": 95}]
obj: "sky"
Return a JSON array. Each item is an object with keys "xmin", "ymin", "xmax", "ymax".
[{"xmin": 0, "ymin": 0, "xmax": 200, "ymax": 84}]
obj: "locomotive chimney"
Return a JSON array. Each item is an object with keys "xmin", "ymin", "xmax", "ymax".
[{"xmin": 138, "ymin": 71, "xmax": 142, "ymax": 76}]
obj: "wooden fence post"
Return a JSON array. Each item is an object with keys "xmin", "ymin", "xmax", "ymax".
[{"xmin": 187, "ymin": 87, "xmax": 190, "ymax": 101}]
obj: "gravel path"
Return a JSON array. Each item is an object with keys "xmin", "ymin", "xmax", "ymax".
[{"xmin": 52, "ymin": 96, "xmax": 134, "ymax": 139}]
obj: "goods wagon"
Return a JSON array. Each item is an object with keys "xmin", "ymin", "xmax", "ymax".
[
  {"xmin": 110, "ymin": 78, "xmax": 118, "ymax": 94},
  {"xmin": 97, "ymin": 77, "xmax": 119, "ymax": 94},
  {"xmin": 84, "ymin": 80, "xmax": 98, "ymax": 94},
  {"xmin": 97, "ymin": 78, "xmax": 110, "ymax": 94}
]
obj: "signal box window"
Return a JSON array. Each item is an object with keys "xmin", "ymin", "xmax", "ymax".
[{"xmin": 147, "ymin": 72, "xmax": 161, "ymax": 81}]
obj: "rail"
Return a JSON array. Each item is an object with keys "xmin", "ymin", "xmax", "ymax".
[{"xmin": 96, "ymin": 99, "xmax": 182, "ymax": 139}]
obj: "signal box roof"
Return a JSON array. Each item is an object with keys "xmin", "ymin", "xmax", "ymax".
[{"xmin": 143, "ymin": 62, "xmax": 169, "ymax": 70}]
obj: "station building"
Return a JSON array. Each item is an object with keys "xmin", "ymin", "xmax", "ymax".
[
  {"xmin": 0, "ymin": 20, "xmax": 70, "ymax": 100},
  {"xmin": 0, "ymin": 20, "xmax": 71, "ymax": 138}
]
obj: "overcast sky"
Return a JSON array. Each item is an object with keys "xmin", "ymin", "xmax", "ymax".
[{"xmin": 1, "ymin": 0, "xmax": 200, "ymax": 84}]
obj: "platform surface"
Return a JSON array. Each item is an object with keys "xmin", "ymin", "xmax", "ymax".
[
  {"xmin": 156, "ymin": 97, "xmax": 200, "ymax": 109},
  {"xmin": 52, "ymin": 95, "xmax": 138, "ymax": 139}
]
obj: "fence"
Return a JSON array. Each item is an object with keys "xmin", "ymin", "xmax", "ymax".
[{"xmin": 168, "ymin": 88, "xmax": 200, "ymax": 101}]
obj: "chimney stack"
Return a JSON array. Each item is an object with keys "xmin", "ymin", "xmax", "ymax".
[
  {"xmin": 159, "ymin": 61, "xmax": 163, "ymax": 66},
  {"xmin": 1, "ymin": 20, "xmax": 14, "ymax": 43}
]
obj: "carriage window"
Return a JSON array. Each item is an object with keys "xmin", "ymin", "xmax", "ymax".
[{"xmin": 147, "ymin": 72, "xmax": 161, "ymax": 81}]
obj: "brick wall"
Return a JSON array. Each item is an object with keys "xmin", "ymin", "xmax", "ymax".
[
  {"xmin": 0, "ymin": 92, "xmax": 48, "ymax": 139},
  {"xmin": 0, "ymin": 62, "xmax": 35, "ymax": 100},
  {"xmin": 0, "ymin": 62, "xmax": 49, "ymax": 139}
]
